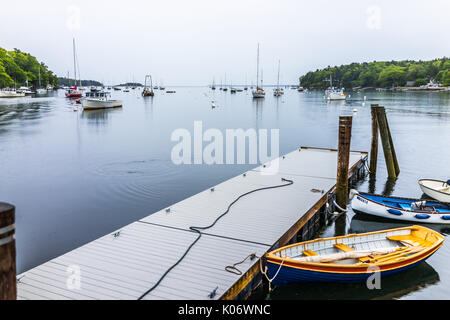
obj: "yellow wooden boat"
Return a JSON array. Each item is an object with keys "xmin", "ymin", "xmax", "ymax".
[{"xmin": 265, "ymin": 225, "xmax": 444, "ymax": 285}]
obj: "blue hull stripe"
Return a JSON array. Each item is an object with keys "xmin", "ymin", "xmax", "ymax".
[{"xmin": 267, "ymin": 260, "xmax": 425, "ymax": 285}]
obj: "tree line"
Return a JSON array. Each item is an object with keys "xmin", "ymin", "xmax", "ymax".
[
  {"xmin": 58, "ymin": 77, "xmax": 103, "ymax": 87},
  {"xmin": 299, "ymin": 58, "xmax": 450, "ymax": 89},
  {"xmin": 0, "ymin": 47, "xmax": 58, "ymax": 88}
]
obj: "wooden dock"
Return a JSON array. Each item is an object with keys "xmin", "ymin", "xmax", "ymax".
[{"xmin": 16, "ymin": 147, "xmax": 367, "ymax": 300}]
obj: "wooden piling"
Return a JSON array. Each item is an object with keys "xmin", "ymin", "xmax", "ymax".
[
  {"xmin": 336, "ymin": 116, "xmax": 353, "ymax": 210},
  {"xmin": 374, "ymin": 106, "xmax": 397, "ymax": 179},
  {"xmin": 383, "ymin": 111, "xmax": 400, "ymax": 176},
  {"xmin": 0, "ymin": 202, "xmax": 16, "ymax": 300},
  {"xmin": 369, "ymin": 104, "xmax": 379, "ymax": 176}
]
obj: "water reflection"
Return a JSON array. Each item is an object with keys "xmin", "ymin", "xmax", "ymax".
[
  {"xmin": 382, "ymin": 177, "xmax": 397, "ymax": 196},
  {"xmin": 0, "ymin": 100, "xmax": 54, "ymax": 125},
  {"xmin": 80, "ymin": 108, "xmax": 122, "ymax": 125}
]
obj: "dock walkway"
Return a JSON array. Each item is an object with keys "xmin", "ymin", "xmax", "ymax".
[{"xmin": 17, "ymin": 147, "xmax": 367, "ymax": 300}]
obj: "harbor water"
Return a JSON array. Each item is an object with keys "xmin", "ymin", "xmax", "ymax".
[{"xmin": 0, "ymin": 87, "xmax": 449, "ymax": 299}]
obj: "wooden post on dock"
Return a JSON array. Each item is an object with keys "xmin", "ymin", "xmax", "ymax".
[
  {"xmin": 0, "ymin": 203, "xmax": 16, "ymax": 300},
  {"xmin": 374, "ymin": 106, "xmax": 399, "ymax": 179},
  {"xmin": 336, "ymin": 116, "xmax": 353, "ymax": 210},
  {"xmin": 383, "ymin": 111, "xmax": 400, "ymax": 176},
  {"xmin": 369, "ymin": 104, "xmax": 379, "ymax": 176}
]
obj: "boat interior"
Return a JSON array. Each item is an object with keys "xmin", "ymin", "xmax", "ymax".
[
  {"xmin": 362, "ymin": 193, "xmax": 450, "ymax": 213},
  {"xmin": 272, "ymin": 227, "xmax": 442, "ymax": 265}
]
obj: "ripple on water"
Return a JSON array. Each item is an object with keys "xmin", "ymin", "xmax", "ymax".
[{"xmin": 90, "ymin": 159, "xmax": 191, "ymax": 202}]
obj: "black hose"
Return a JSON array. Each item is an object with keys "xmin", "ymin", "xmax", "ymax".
[{"xmin": 137, "ymin": 177, "xmax": 294, "ymax": 300}]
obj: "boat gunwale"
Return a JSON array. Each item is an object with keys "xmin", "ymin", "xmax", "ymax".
[
  {"xmin": 419, "ymin": 179, "xmax": 450, "ymax": 197},
  {"xmin": 265, "ymin": 225, "xmax": 444, "ymax": 269},
  {"xmin": 356, "ymin": 191, "xmax": 450, "ymax": 213},
  {"xmin": 266, "ymin": 243, "xmax": 443, "ymax": 273}
]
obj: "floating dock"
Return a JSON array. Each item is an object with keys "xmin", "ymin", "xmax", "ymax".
[{"xmin": 16, "ymin": 147, "xmax": 367, "ymax": 300}]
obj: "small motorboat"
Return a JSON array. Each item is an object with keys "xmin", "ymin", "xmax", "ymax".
[
  {"xmin": 351, "ymin": 191, "xmax": 450, "ymax": 224},
  {"xmin": 419, "ymin": 179, "xmax": 450, "ymax": 202},
  {"xmin": 265, "ymin": 225, "xmax": 444, "ymax": 286}
]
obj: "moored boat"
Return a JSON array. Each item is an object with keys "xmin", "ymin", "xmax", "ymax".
[
  {"xmin": 351, "ymin": 191, "xmax": 450, "ymax": 224},
  {"xmin": 142, "ymin": 75, "xmax": 154, "ymax": 97},
  {"xmin": 81, "ymin": 91, "xmax": 122, "ymax": 110},
  {"xmin": 419, "ymin": 179, "xmax": 450, "ymax": 202},
  {"xmin": 252, "ymin": 43, "xmax": 265, "ymax": 99},
  {"xmin": 0, "ymin": 90, "xmax": 25, "ymax": 98},
  {"xmin": 265, "ymin": 225, "xmax": 444, "ymax": 286}
]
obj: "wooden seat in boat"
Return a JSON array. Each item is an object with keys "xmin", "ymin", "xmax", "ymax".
[
  {"xmin": 387, "ymin": 235, "xmax": 432, "ymax": 247},
  {"xmin": 302, "ymin": 250, "xmax": 318, "ymax": 256},
  {"xmin": 334, "ymin": 243, "xmax": 354, "ymax": 252}
]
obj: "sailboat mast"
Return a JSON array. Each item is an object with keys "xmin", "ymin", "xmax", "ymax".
[
  {"xmin": 277, "ymin": 60, "xmax": 280, "ymax": 90},
  {"xmin": 256, "ymin": 43, "xmax": 260, "ymax": 90},
  {"xmin": 73, "ymin": 38, "xmax": 77, "ymax": 87}
]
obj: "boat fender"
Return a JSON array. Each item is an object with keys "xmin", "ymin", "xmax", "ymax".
[
  {"xmin": 387, "ymin": 209, "xmax": 403, "ymax": 216},
  {"xmin": 441, "ymin": 215, "xmax": 450, "ymax": 220},
  {"xmin": 415, "ymin": 214, "xmax": 430, "ymax": 219}
]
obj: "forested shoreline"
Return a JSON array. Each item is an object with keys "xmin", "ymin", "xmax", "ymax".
[
  {"xmin": 300, "ymin": 58, "xmax": 450, "ymax": 89},
  {"xmin": 0, "ymin": 47, "xmax": 58, "ymax": 88}
]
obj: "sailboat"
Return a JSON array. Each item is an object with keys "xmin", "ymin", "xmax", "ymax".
[
  {"xmin": 325, "ymin": 75, "xmax": 346, "ymax": 100},
  {"xmin": 273, "ymin": 60, "xmax": 283, "ymax": 97},
  {"xmin": 36, "ymin": 67, "xmax": 46, "ymax": 95},
  {"xmin": 222, "ymin": 74, "xmax": 228, "ymax": 92},
  {"xmin": 252, "ymin": 43, "xmax": 265, "ymax": 98},
  {"xmin": 211, "ymin": 78, "xmax": 216, "ymax": 90},
  {"xmin": 142, "ymin": 75, "xmax": 155, "ymax": 97},
  {"xmin": 65, "ymin": 38, "xmax": 82, "ymax": 98},
  {"xmin": 230, "ymin": 80, "xmax": 236, "ymax": 93}
]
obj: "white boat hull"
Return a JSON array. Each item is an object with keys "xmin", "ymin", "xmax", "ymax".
[
  {"xmin": 0, "ymin": 91, "xmax": 25, "ymax": 98},
  {"xmin": 419, "ymin": 179, "xmax": 450, "ymax": 202},
  {"xmin": 351, "ymin": 192, "xmax": 450, "ymax": 224},
  {"xmin": 82, "ymin": 98, "xmax": 122, "ymax": 110},
  {"xmin": 327, "ymin": 92, "xmax": 346, "ymax": 100}
]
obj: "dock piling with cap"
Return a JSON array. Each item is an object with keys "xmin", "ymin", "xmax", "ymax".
[{"xmin": 336, "ymin": 116, "xmax": 353, "ymax": 210}]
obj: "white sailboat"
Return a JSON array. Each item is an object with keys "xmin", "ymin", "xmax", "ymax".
[
  {"xmin": 274, "ymin": 60, "xmax": 283, "ymax": 97},
  {"xmin": 252, "ymin": 43, "xmax": 265, "ymax": 98},
  {"xmin": 325, "ymin": 75, "xmax": 346, "ymax": 100},
  {"xmin": 36, "ymin": 67, "xmax": 46, "ymax": 95}
]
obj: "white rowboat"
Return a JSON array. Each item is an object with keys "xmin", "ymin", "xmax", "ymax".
[{"xmin": 419, "ymin": 179, "xmax": 450, "ymax": 202}]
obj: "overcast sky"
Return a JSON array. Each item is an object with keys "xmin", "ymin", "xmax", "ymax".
[{"xmin": 1, "ymin": 0, "xmax": 449, "ymax": 85}]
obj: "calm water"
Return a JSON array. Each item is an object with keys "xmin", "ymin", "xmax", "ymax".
[{"xmin": 0, "ymin": 87, "xmax": 449, "ymax": 299}]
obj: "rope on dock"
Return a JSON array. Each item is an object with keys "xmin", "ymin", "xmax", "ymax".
[
  {"xmin": 259, "ymin": 255, "xmax": 286, "ymax": 292},
  {"xmin": 137, "ymin": 177, "xmax": 294, "ymax": 300},
  {"xmin": 225, "ymin": 253, "xmax": 258, "ymax": 275}
]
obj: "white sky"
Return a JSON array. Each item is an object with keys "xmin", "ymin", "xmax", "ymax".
[{"xmin": 1, "ymin": 0, "xmax": 449, "ymax": 85}]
